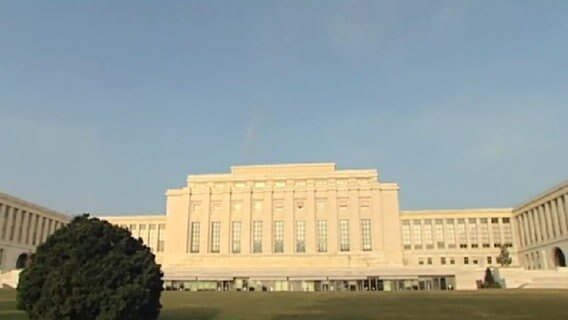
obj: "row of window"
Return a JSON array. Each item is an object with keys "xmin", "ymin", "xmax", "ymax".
[
  {"xmin": 120, "ymin": 223, "xmax": 166, "ymax": 253},
  {"xmin": 191, "ymin": 178, "xmax": 374, "ymax": 190},
  {"xmin": 401, "ymin": 217, "xmax": 513, "ymax": 250},
  {"xmin": 189, "ymin": 219, "xmax": 373, "ymax": 254},
  {"xmin": 417, "ymin": 256, "xmax": 507, "ymax": 266},
  {"xmin": 516, "ymin": 193, "xmax": 568, "ymax": 247},
  {"xmin": 0, "ymin": 203, "xmax": 65, "ymax": 246},
  {"xmin": 191, "ymin": 198, "xmax": 372, "ymax": 213}
]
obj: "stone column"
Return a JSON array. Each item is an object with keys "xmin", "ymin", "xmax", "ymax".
[
  {"xmin": 557, "ymin": 196, "xmax": 568, "ymax": 236},
  {"xmin": 531, "ymin": 208, "xmax": 542, "ymax": 243},
  {"xmin": 548, "ymin": 201, "xmax": 559, "ymax": 238}
]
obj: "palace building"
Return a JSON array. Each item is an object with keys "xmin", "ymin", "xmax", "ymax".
[{"xmin": 2, "ymin": 163, "xmax": 567, "ymax": 290}]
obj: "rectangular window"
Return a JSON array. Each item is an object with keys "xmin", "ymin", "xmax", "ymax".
[
  {"xmin": 424, "ymin": 219, "xmax": 433, "ymax": 249},
  {"xmin": 273, "ymin": 221, "xmax": 284, "ymax": 253},
  {"xmin": 232, "ymin": 221, "xmax": 241, "ymax": 254},
  {"xmin": 17, "ymin": 210, "xmax": 25, "ymax": 243},
  {"xmin": 317, "ymin": 220, "xmax": 327, "ymax": 252},
  {"xmin": 210, "ymin": 222, "xmax": 221, "ymax": 253},
  {"xmin": 468, "ymin": 218, "xmax": 478, "ymax": 248},
  {"xmin": 441, "ymin": 257, "xmax": 446, "ymax": 265},
  {"xmin": 445, "ymin": 219, "xmax": 456, "ymax": 249},
  {"xmin": 487, "ymin": 256, "xmax": 492, "ymax": 264},
  {"xmin": 190, "ymin": 222, "xmax": 200, "ymax": 253},
  {"xmin": 457, "ymin": 219, "xmax": 467, "ymax": 248},
  {"xmin": 502, "ymin": 218, "xmax": 513, "ymax": 247},
  {"xmin": 402, "ymin": 220, "xmax": 411, "ymax": 250},
  {"xmin": 361, "ymin": 219, "xmax": 372, "ymax": 251},
  {"xmin": 450, "ymin": 257, "xmax": 455, "ymax": 265},
  {"xmin": 253, "ymin": 221, "xmax": 262, "ymax": 253},
  {"xmin": 339, "ymin": 219, "xmax": 350, "ymax": 252},
  {"xmin": 413, "ymin": 220, "xmax": 422, "ymax": 250},
  {"xmin": 435, "ymin": 219, "xmax": 444, "ymax": 249},
  {"xmin": 491, "ymin": 217, "xmax": 501, "ymax": 247},
  {"xmin": 157, "ymin": 224, "xmax": 165, "ymax": 252},
  {"xmin": 295, "ymin": 221, "xmax": 306, "ymax": 253},
  {"xmin": 480, "ymin": 218, "xmax": 490, "ymax": 248},
  {"xmin": 10, "ymin": 208, "xmax": 17, "ymax": 241},
  {"xmin": 148, "ymin": 224, "xmax": 157, "ymax": 252},
  {"xmin": 464, "ymin": 257, "xmax": 469, "ymax": 265},
  {"xmin": 427, "ymin": 257, "xmax": 432, "ymax": 265}
]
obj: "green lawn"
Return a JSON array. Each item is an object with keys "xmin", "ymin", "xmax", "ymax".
[{"xmin": 1, "ymin": 289, "xmax": 567, "ymax": 320}]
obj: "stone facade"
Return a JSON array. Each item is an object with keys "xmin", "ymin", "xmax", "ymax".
[{"xmin": 2, "ymin": 163, "xmax": 567, "ymax": 290}]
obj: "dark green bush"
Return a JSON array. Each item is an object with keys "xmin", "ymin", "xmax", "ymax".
[{"xmin": 17, "ymin": 214, "xmax": 163, "ymax": 320}]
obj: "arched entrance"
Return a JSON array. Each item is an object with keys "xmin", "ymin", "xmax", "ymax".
[
  {"xmin": 16, "ymin": 253, "xmax": 29, "ymax": 269},
  {"xmin": 553, "ymin": 247, "xmax": 566, "ymax": 267}
]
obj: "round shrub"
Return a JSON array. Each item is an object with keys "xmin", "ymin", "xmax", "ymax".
[{"xmin": 17, "ymin": 214, "xmax": 163, "ymax": 320}]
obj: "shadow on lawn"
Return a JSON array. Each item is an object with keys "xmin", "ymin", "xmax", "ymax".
[{"xmin": 160, "ymin": 307, "xmax": 220, "ymax": 320}]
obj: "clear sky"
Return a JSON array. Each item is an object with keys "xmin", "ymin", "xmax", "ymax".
[{"xmin": 1, "ymin": 1, "xmax": 567, "ymax": 215}]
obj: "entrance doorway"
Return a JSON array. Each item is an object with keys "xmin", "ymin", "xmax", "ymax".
[{"xmin": 554, "ymin": 247, "xmax": 566, "ymax": 267}]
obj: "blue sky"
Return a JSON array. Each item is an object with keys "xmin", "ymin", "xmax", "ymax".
[{"xmin": 1, "ymin": 1, "xmax": 567, "ymax": 215}]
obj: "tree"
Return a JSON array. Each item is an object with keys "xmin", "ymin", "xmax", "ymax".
[
  {"xmin": 481, "ymin": 267, "xmax": 501, "ymax": 289},
  {"xmin": 497, "ymin": 245, "xmax": 512, "ymax": 267},
  {"xmin": 17, "ymin": 214, "xmax": 163, "ymax": 320}
]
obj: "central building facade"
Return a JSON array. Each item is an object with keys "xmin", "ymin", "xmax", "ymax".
[{"xmin": 164, "ymin": 163, "xmax": 403, "ymax": 271}]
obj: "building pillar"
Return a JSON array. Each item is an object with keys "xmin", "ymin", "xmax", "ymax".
[
  {"xmin": 558, "ymin": 196, "xmax": 568, "ymax": 236},
  {"xmin": 548, "ymin": 200, "xmax": 559, "ymax": 238},
  {"xmin": 532, "ymin": 208, "xmax": 542, "ymax": 243},
  {"xmin": 5, "ymin": 206, "xmax": 14, "ymax": 242}
]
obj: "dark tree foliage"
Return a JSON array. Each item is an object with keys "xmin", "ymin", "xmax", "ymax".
[
  {"xmin": 481, "ymin": 267, "xmax": 501, "ymax": 289},
  {"xmin": 497, "ymin": 245, "xmax": 512, "ymax": 267},
  {"xmin": 17, "ymin": 214, "xmax": 163, "ymax": 320}
]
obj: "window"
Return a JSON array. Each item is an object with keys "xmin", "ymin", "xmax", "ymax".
[
  {"xmin": 253, "ymin": 221, "xmax": 263, "ymax": 253},
  {"xmin": 232, "ymin": 221, "xmax": 241, "ymax": 253},
  {"xmin": 464, "ymin": 257, "xmax": 469, "ymax": 265},
  {"xmin": 468, "ymin": 218, "xmax": 478, "ymax": 248},
  {"xmin": 502, "ymin": 218, "xmax": 513, "ymax": 247},
  {"xmin": 148, "ymin": 224, "xmax": 157, "ymax": 251},
  {"xmin": 491, "ymin": 217, "xmax": 501, "ymax": 247},
  {"xmin": 402, "ymin": 221, "xmax": 411, "ymax": 250},
  {"xmin": 210, "ymin": 222, "xmax": 220, "ymax": 253},
  {"xmin": 296, "ymin": 221, "xmax": 306, "ymax": 253},
  {"xmin": 339, "ymin": 219, "xmax": 350, "ymax": 252},
  {"xmin": 361, "ymin": 219, "xmax": 372, "ymax": 251},
  {"xmin": 273, "ymin": 221, "xmax": 284, "ymax": 253},
  {"xmin": 441, "ymin": 257, "xmax": 447, "ymax": 265},
  {"xmin": 157, "ymin": 224, "xmax": 165, "ymax": 252},
  {"xmin": 190, "ymin": 222, "xmax": 200, "ymax": 253},
  {"xmin": 419, "ymin": 259, "xmax": 424, "ymax": 265},
  {"xmin": 317, "ymin": 220, "xmax": 327, "ymax": 252},
  {"xmin": 480, "ymin": 218, "xmax": 490, "ymax": 248},
  {"xmin": 450, "ymin": 257, "xmax": 455, "ymax": 265},
  {"xmin": 435, "ymin": 219, "xmax": 444, "ymax": 249},
  {"xmin": 413, "ymin": 220, "xmax": 422, "ymax": 250},
  {"xmin": 473, "ymin": 259, "xmax": 479, "ymax": 265},
  {"xmin": 457, "ymin": 219, "xmax": 467, "ymax": 248},
  {"xmin": 445, "ymin": 219, "xmax": 456, "ymax": 249},
  {"xmin": 32, "ymin": 214, "xmax": 39, "ymax": 245},
  {"xmin": 427, "ymin": 257, "xmax": 432, "ymax": 265},
  {"xmin": 424, "ymin": 220, "xmax": 433, "ymax": 249},
  {"xmin": 487, "ymin": 256, "xmax": 492, "ymax": 264},
  {"xmin": 9, "ymin": 208, "xmax": 17, "ymax": 241}
]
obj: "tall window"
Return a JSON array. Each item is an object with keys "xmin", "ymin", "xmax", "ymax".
[
  {"xmin": 190, "ymin": 222, "xmax": 200, "ymax": 253},
  {"xmin": 232, "ymin": 221, "xmax": 241, "ymax": 253},
  {"xmin": 435, "ymin": 219, "xmax": 444, "ymax": 249},
  {"xmin": 468, "ymin": 218, "xmax": 478, "ymax": 248},
  {"xmin": 402, "ymin": 220, "xmax": 411, "ymax": 250},
  {"xmin": 253, "ymin": 221, "xmax": 263, "ymax": 253},
  {"xmin": 148, "ymin": 224, "xmax": 157, "ymax": 251},
  {"xmin": 502, "ymin": 217, "xmax": 513, "ymax": 247},
  {"xmin": 361, "ymin": 219, "xmax": 372, "ymax": 251},
  {"xmin": 32, "ymin": 214, "xmax": 39, "ymax": 245},
  {"xmin": 273, "ymin": 221, "xmax": 284, "ymax": 253},
  {"xmin": 317, "ymin": 220, "xmax": 327, "ymax": 252},
  {"xmin": 491, "ymin": 217, "xmax": 501, "ymax": 247},
  {"xmin": 412, "ymin": 220, "xmax": 422, "ymax": 250},
  {"xmin": 9, "ymin": 208, "xmax": 17, "ymax": 241},
  {"xmin": 480, "ymin": 218, "xmax": 490, "ymax": 248},
  {"xmin": 445, "ymin": 219, "xmax": 456, "ymax": 249},
  {"xmin": 339, "ymin": 219, "xmax": 350, "ymax": 252},
  {"xmin": 424, "ymin": 219, "xmax": 433, "ymax": 249},
  {"xmin": 457, "ymin": 219, "xmax": 467, "ymax": 248},
  {"xmin": 157, "ymin": 224, "xmax": 165, "ymax": 252},
  {"xmin": 210, "ymin": 222, "xmax": 221, "ymax": 253},
  {"xmin": 295, "ymin": 221, "xmax": 306, "ymax": 253}
]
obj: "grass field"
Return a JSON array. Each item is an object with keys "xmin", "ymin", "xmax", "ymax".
[{"xmin": 1, "ymin": 289, "xmax": 567, "ymax": 320}]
